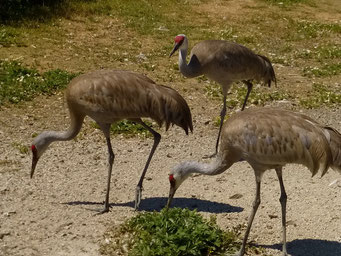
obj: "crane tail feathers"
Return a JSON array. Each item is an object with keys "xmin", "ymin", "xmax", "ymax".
[
  {"xmin": 157, "ymin": 85, "xmax": 193, "ymax": 135},
  {"xmin": 324, "ymin": 126, "xmax": 341, "ymax": 174}
]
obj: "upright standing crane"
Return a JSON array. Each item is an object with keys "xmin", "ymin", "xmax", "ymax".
[
  {"xmin": 166, "ymin": 107, "xmax": 341, "ymax": 256},
  {"xmin": 31, "ymin": 69, "xmax": 193, "ymax": 213},
  {"xmin": 170, "ymin": 34, "xmax": 276, "ymax": 157}
]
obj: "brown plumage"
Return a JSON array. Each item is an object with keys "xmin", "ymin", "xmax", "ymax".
[
  {"xmin": 30, "ymin": 69, "xmax": 193, "ymax": 213},
  {"xmin": 166, "ymin": 107, "xmax": 340, "ymax": 256},
  {"xmin": 170, "ymin": 34, "xmax": 276, "ymax": 157}
]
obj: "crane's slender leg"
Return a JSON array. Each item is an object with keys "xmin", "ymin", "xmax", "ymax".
[
  {"xmin": 216, "ymin": 94, "xmax": 227, "ymax": 155},
  {"xmin": 133, "ymin": 119, "xmax": 161, "ymax": 210},
  {"xmin": 204, "ymin": 95, "xmax": 227, "ymax": 159},
  {"xmin": 275, "ymin": 167, "xmax": 288, "ymax": 256},
  {"xmin": 237, "ymin": 171, "xmax": 262, "ymax": 256},
  {"xmin": 97, "ymin": 123, "xmax": 115, "ymax": 214},
  {"xmin": 241, "ymin": 80, "xmax": 253, "ymax": 111}
]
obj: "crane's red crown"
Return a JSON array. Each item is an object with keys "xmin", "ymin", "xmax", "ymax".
[
  {"xmin": 31, "ymin": 145, "xmax": 37, "ymax": 152},
  {"xmin": 174, "ymin": 35, "xmax": 184, "ymax": 44},
  {"xmin": 169, "ymin": 174, "xmax": 175, "ymax": 182}
]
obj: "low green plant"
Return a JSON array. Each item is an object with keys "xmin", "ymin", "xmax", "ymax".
[
  {"xmin": 0, "ymin": 61, "xmax": 77, "ymax": 105},
  {"xmin": 91, "ymin": 120, "xmax": 154, "ymax": 138},
  {"xmin": 204, "ymin": 82, "xmax": 292, "ymax": 108},
  {"xmin": 303, "ymin": 63, "xmax": 341, "ymax": 77},
  {"xmin": 294, "ymin": 20, "xmax": 341, "ymax": 40},
  {"xmin": 11, "ymin": 142, "xmax": 29, "ymax": 154},
  {"xmin": 100, "ymin": 208, "xmax": 239, "ymax": 256},
  {"xmin": 0, "ymin": 26, "xmax": 26, "ymax": 47},
  {"xmin": 300, "ymin": 83, "xmax": 341, "ymax": 108},
  {"xmin": 296, "ymin": 45, "xmax": 341, "ymax": 60}
]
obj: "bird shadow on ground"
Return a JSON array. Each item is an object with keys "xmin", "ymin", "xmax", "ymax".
[
  {"xmin": 64, "ymin": 197, "xmax": 243, "ymax": 214},
  {"xmin": 256, "ymin": 239, "xmax": 341, "ymax": 256}
]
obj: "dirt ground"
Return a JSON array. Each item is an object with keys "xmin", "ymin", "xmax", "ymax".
[
  {"xmin": 1, "ymin": 1, "xmax": 341, "ymax": 256},
  {"xmin": 1, "ymin": 92, "xmax": 340, "ymax": 256}
]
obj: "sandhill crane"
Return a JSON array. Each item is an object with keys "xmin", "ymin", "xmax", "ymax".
[
  {"xmin": 166, "ymin": 107, "xmax": 341, "ymax": 256},
  {"xmin": 30, "ymin": 69, "xmax": 193, "ymax": 213},
  {"xmin": 170, "ymin": 34, "xmax": 276, "ymax": 157}
]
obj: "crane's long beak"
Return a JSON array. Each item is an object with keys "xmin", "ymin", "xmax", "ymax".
[
  {"xmin": 166, "ymin": 184, "xmax": 177, "ymax": 209},
  {"xmin": 31, "ymin": 152, "xmax": 39, "ymax": 178},
  {"xmin": 169, "ymin": 43, "xmax": 180, "ymax": 57}
]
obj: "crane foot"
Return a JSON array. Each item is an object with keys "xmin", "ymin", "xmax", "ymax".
[
  {"xmin": 134, "ymin": 186, "xmax": 143, "ymax": 210},
  {"xmin": 202, "ymin": 152, "xmax": 217, "ymax": 159},
  {"xmin": 95, "ymin": 206, "xmax": 110, "ymax": 215}
]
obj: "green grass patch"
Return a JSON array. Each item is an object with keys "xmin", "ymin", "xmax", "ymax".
[
  {"xmin": 303, "ymin": 63, "xmax": 341, "ymax": 77},
  {"xmin": 0, "ymin": 26, "xmax": 26, "ymax": 47},
  {"xmin": 11, "ymin": 142, "xmax": 29, "ymax": 154},
  {"xmin": 0, "ymin": 61, "xmax": 77, "ymax": 105},
  {"xmin": 91, "ymin": 120, "xmax": 155, "ymax": 138},
  {"xmin": 299, "ymin": 83, "xmax": 341, "ymax": 108},
  {"xmin": 105, "ymin": 0, "xmax": 197, "ymax": 37},
  {"xmin": 296, "ymin": 45, "xmax": 341, "ymax": 60},
  {"xmin": 204, "ymin": 81, "xmax": 292, "ymax": 108},
  {"xmin": 100, "ymin": 208, "xmax": 239, "ymax": 256},
  {"xmin": 290, "ymin": 20, "xmax": 341, "ymax": 41}
]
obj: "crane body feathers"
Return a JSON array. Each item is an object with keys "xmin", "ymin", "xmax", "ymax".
[
  {"xmin": 66, "ymin": 70, "xmax": 193, "ymax": 134},
  {"xmin": 177, "ymin": 37, "xmax": 276, "ymax": 88},
  {"xmin": 220, "ymin": 108, "xmax": 333, "ymax": 177}
]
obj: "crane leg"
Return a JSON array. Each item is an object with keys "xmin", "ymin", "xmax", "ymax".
[
  {"xmin": 241, "ymin": 80, "xmax": 253, "ymax": 111},
  {"xmin": 275, "ymin": 167, "xmax": 288, "ymax": 256},
  {"xmin": 134, "ymin": 120, "xmax": 161, "ymax": 210},
  {"xmin": 98, "ymin": 136, "xmax": 115, "ymax": 214},
  {"xmin": 204, "ymin": 95, "xmax": 227, "ymax": 159},
  {"xmin": 237, "ymin": 172, "xmax": 261, "ymax": 256}
]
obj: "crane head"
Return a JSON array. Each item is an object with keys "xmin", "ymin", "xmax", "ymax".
[
  {"xmin": 169, "ymin": 34, "xmax": 186, "ymax": 57},
  {"xmin": 30, "ymin": 131, "xmax": 54, "ymax": 178},
  {"xmin": 31, "ymin": 145, "xmax": 39, "ymax": 178},
  {"xmin": 166, "ymin": 162, "xmax": 193, "ymax": 208},
  {"xmin": 166, "ymin": 174, "xmax": 177, "ymax": 208}
]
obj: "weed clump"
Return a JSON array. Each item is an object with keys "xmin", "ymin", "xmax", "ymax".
[
  {"xmin": 100, "ymin": 208, "xmax": 239, "ymax": 256},
  {"xmin": 0, "ymin": 60, "xmax": 77, "ymax": 105}
]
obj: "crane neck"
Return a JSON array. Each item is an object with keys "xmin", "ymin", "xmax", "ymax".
[
  {"xmin": 176, "ymin": 157, "xmax": 229, "ymax": 179},
  {"xmin": 178, "ymin": 48, "xmax": 202, "ymax": 78},
  {"xmin": 32, "ymin": 111, "xmax": 84, "ymax": 156}
]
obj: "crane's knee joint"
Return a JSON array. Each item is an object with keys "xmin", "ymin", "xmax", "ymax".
[
  {"xmin": 220, "ymin": 109, "xmax": 226, "ymax": 118},
  {"xmin": 154, "ymin": 132, "xmax": 161, "ymax": 142},
  {"xmin": 108, "ymin": 153, "xmax": 115, "ymax": 163},
  {"xmin": 279, "ymin": 193, "xmax": 287, "ymax": 203}
]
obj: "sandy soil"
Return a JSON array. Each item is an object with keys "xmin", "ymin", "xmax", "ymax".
[{"xmin": 0, "ymin": 90, "xmax": 340, "ymax": 256}]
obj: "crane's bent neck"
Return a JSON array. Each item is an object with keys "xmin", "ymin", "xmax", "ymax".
[
  {"xmin": 178, "ymin": 47, "xmax": 202, "ymax": 78},
  {"xmin": 33, "ymin": 111, "xmax": 84, "ymax": 156},
  {"xmin": 177, "ymin": 158, "xmax": 229, "ymax": 179}
]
